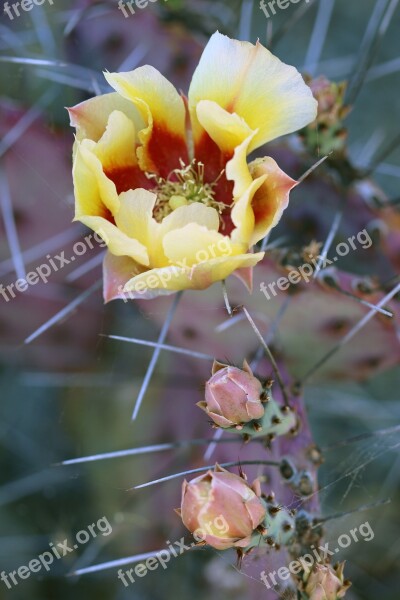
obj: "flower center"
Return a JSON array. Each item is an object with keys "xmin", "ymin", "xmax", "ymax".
[{"xmin": 146, "ymin": 159, "xmax": 228, "ymax": 223}]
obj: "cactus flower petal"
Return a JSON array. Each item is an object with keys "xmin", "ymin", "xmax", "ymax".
[
  {"xmin": 68, "ymin": 92, "xmax": 144, "ymax": 143},
  {"xmin": 104, "ymin": 66, "xmax": 189, "ymax": 177},
  {"xmin": 231, "ymin": 157, "xmax": 298, "ymax": 247},
  {"xmin": 123, "ymin": 253, "xmax": 264, "ymax": 295},
  {"xmin": 188, "ymin": 32, "xmax": 317, "ymax": 154}
]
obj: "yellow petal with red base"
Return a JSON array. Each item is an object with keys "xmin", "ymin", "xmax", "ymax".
[
  {"xmin": 73, "ymin": 109, "xmax": 150, "ymax": 223},
  {"xmin": 226, "ymin": 130, "xmax": 258, "ymax": 199},
  {"xmin": 73, "ymin": 140, "xmax": 120, "ymax": 219},
  {"xmin": 93, "ymin": 109, "xmax": 152, "ymax": 195},
  {"xmin": 189, "ymin": 32, "xmax": 317, "ymax": 154},
  {"xmin": 104, "ymin": 66, "xmax": 189, "ymax": 177},
  {"xmin": 93, "ymin": 110, "xmax": 138, "ymax": 171},
  {"xmin": 68, "ymin": 92, "xmax": 144, "ymax": 143},
  {"xmin": 248, "ymin": 157, "xmax": 298, "ymax": 245},
  {"xmin": 195, "ymin": 100, "xmax": 254, "ymax": 156},
  {"xmin": 230, "ymin": 176, "xmax": 268, "ymax": 247},
  {"xmin": 227, "ymin": 144, "xmax": 297, "ymax": 247}
]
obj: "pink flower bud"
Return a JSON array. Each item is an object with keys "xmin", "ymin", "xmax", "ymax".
[
  {"xmin": 305, "ymin": 563, "xmax": 351, "ymax": 600},
  {"xmin": 198, "ymin": 360, "xmax": 265, "ymax": 428},
  {"xmin": 310, "ymin": 76, "xmax": 337, "ymax": 113},
  {"xmin": 178, "ymin": 465, "xmax": 266, "ymax": 550},
  {"xmin": 307, "ymin": 76, "xmax": 349, "ymax": 126}
]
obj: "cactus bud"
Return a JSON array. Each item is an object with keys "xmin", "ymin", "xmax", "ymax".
[
  {"xmin": 178, "ymin": 465, "xmax": 266, "ymax": 550},
  {"xmin": 302, "ymin": 75, "xmax": 350, "ymax": 156},
  {"xmin": 197, "ymin": 360, "xmax": 265, "ymax": 429},
  {"xmin": 197, "ymin": 360, "xmax": 297, "ymax": 440},
  {"xmin": 304, "ymin": 562, "xmax": 351, "ymax": 600}
]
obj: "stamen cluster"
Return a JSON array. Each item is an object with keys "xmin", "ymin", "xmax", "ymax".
[{"xmin": 147, "ymin": 159, "xmax": 228, "ymax": 223}]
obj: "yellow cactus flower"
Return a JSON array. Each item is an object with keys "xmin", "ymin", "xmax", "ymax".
[{"xmin": 68, "ymin": 32, "xmax": 317, "ymax": 301}]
